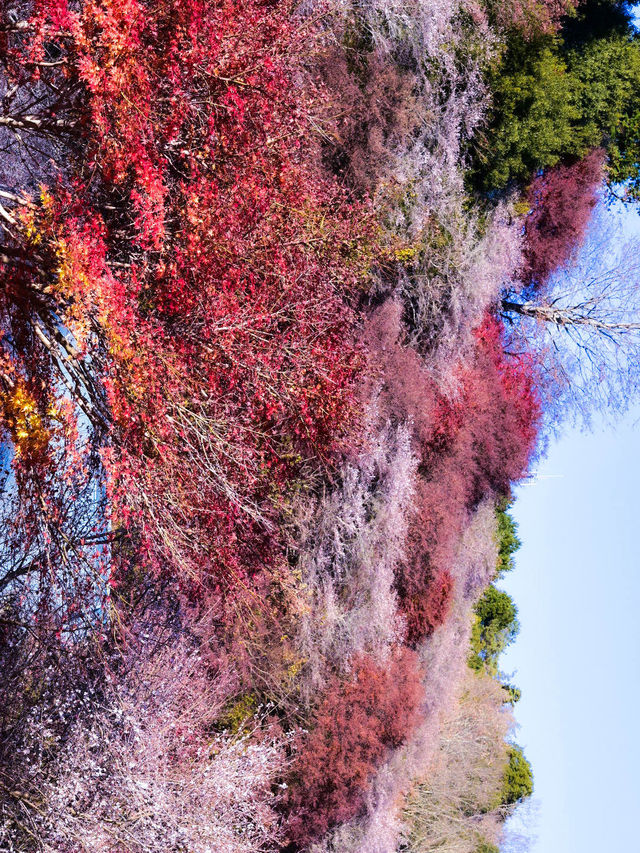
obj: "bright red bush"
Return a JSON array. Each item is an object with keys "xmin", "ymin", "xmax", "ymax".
[
  {"xmin": 471, "ymin": 313, "xmax": 542, "ymax": 468},
  {"xmin": 524, "ymin": 148, "xmax": 604, "ymax": 289},
  {"xmin": 420, "ymin": 313, "xmax": 540, "ymax": 503},
  {"xmin": 284, "ymin": 648, "xmax": 424, "ymax": 848}
]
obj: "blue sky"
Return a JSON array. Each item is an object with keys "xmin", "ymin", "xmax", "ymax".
[
  {"xmin": 500, "ymin": 198, "xmax": 640, "ymax": 852},
  {"xmin": 501, "ymin": 414, "xmax": 640, "ymax": 852}
]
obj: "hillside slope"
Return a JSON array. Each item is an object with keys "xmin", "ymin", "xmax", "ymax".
[{"xmin": 1, "ymin": 1, "xmax": 639, "ymax": 851}]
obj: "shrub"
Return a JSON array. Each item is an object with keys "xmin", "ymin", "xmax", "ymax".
[
  {"xmin": 310, "ymin": 0, "xmax": 506, "ymax": 363},
  {"xmin": 0, "ymin": 634, "xmax": 288, "ymax": 853},
  {"xmin": 397, "ymin": 201, "xmax": 524, "ymax": 361},
  {"xmin": 2, "ymin": 0, "xmax": 376, "ymax": 600},
  {"xmin": 469, "ymin": 314, "xmax": 542, "ymax": 474},
  {"xmin": 523, "ymin": 148, "xmax": 604, "ymax": 288},
  {"xmin": 295, "ymin": 418, "xmax": 417, "ymax": 697},
  {"xmin": 368, "ymin": 307, "xmax": 539, "ymax": 646},
  {"xmin": 311, "ymin": 43, "xmax": 420, "ymax": 195},
  {"xmin": 284, "ymin": 648, "xmax": 424, "ymax": 848},
  {"xmin": 416, "ymin": 313, "xmax": 539, "ymax": 502},
  {"xmin": 402, "ymin": 565, "xmax": 455, "ymax": 646},
  {"xmin": 454, "ymin": 499, "xmax": 501, "ymax": 600},
  {"xmin": 307, "ymin": 0, "xmax": 480, "ymax": 69}
]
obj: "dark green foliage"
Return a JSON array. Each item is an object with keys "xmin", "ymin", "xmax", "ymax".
[
  {"xmin": 502, "ymin": 683, "xmax": 522, "ymax": 706},
  {"xmin": 500, "ymin": 745, "xmax": 534, "ymax": 806},
  {"xmin": 560, "ymin": 0, "xmax": 633, "ymax": 50},
  {"xmin": 495, "ymin": 498, "xmax": 521, "ymax": 577},
  {"xmin": 474, "ymin": 588, "xmax": 519, "ymax": 639},
  {"xmin": 476, "ymin": 36, "xmax": 578, "ymax": 189},
  {"xmin": 475, "ymin": 21, "xmax": 640, "ymax": 197},
  {"xmin": 476, "ymin": 843, "xmax": 500, "ymax": 853},
  {"xmin": 568, "ymin": 34, "xmax": 640, "ymax": 199},
  {"xmin": 469, "ymin": 586, "xmax": 520, "ymax": 676}
]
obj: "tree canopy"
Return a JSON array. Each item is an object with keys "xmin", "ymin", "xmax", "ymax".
[
  {"xmin": 476, "ymin": 6, "xmax": 640, "ymax": 198},
  {"xmin": 469, "ymin": 585, "xmax": 520, "ymax": 677}
]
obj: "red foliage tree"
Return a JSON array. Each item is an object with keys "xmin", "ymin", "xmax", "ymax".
[
  {"xmin": 523, "ymin": 148, "xmax": 604, "ymax": 289},
  {"xmin": 0, "ymin": 0, "xmax": 374, "ymax": 609},
  {"xmin": 284, "ymin": 648, "xmax": 424, "ymax": 848}
]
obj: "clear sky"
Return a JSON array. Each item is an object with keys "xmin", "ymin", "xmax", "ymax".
[
  {"xmin": 500, "ymin": 199, "xmax": 640, "ymax": 852},
  {"xmin": 501, "ymin": 414, "xmax": 640, "ymax": 853}
]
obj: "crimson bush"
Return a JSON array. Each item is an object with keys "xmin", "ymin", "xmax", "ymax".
[
  {"xmin": 524, "ymin": 149, "xmax": 604, "ymax": 289},
  {"xmin": 284, "ymin": 648, "xmax": 424, "ymax": 847}
]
